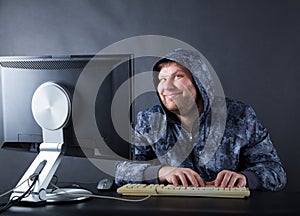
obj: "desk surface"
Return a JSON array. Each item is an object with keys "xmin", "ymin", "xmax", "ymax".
[{"xmin": 1, "ymin": 183, "xmax": 300, "ymax": 216}]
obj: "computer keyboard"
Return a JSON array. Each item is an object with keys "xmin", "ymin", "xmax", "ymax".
[{"xmin": 117, "ymin": 184, "xmax": 250, "ymax": 199}]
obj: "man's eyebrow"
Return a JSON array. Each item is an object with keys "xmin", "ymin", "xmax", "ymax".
[
  {"xmin": 161, "ymin": 67, "xmax": 185, "ymax": 73},
  {"xmin": 159, "ymin": 71, "xmax": 184, "ymax": 80},
  {"xmin": 160, "ymin": 69, "xmax": 186, "ymax": 77}
]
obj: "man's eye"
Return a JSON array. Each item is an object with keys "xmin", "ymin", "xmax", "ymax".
[{"xmin": 175, "ymin": 75, "xmax": 184, "ymax": 79}]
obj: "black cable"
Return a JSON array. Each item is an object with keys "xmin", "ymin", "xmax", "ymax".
[{"xmin": 0, "ymin": 174, "xmax": 39, "ymax": 214}]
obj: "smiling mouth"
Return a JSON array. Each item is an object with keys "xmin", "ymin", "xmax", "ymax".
[{"xmin": 164, "ymin": 92, "xmax": 181, "ymax": 100}]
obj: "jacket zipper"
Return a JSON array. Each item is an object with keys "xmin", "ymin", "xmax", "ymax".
[{"xmin": 189, "ymin": 132, "xmax": 193, "ymax": 142}]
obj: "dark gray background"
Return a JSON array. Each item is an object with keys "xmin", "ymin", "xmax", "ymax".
[{"xmin": 0, "ymin": 0, "xmax": 299, "ymax": 192}]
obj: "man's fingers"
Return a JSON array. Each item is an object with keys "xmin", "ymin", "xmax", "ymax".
[
  {"xmin": 183, "ymin": 169, "xmax": 206, "ymax": 187},
  {"xmin": 214, "ymin": 171, "xmax": 225, "ymax": 187},
  {"xmin": 159, "ymin": 166, "xmax": 205, "ymax": 187},
  {"xmin": 205, "ymin": 181, "xmax": 215, "ymax": 186},
  {"xmin": 214, "ymin": 170, "xmax": 247, "ymax": 188},
  {"xmin": 178, "ymin": 173, "xmax": 189, "ymax": 187},
  {"xmin": 194, "ymin": 174, "xmax": 205, "ymax": 187},
  {"xmin": 236, "ymin": 178, "xmax": 246, "ymax": 187},
  {"xmin": 221, "ymin": 172, "xmax": 233, "ymax": 188},
  {"xmin": 171, "ymin": 175, "xmax": 179, "ymax": 186},
  {"xmin": 227, "ymin": 175, "xmax": 238, "ymax": 188}
]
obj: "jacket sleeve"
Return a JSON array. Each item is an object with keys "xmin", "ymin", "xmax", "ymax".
[
  {"xmin": 114, "ymin": 111, "xmax": 161, "ymax": 186},
  {"xmin": 239, "ymin": 105, "xmax": 287, "ymax": 191},
  {"xmin": 114, "ymin": 136, "xmax": 162, "ymax": 186}
]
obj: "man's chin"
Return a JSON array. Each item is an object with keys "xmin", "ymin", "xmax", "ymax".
[
  {"xmin": 163, "ymin": 103, "xmax": 179, "ymax": 112},
  {"xmin": 164, "ymin": 103, "xmax": 197, "ymax": 116}
]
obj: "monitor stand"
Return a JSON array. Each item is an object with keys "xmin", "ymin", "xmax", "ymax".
[{"xmin": 9, "ymin": 82, "xmax": 92, "ymax": 204}]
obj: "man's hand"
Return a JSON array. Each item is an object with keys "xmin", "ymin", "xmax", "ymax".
[
  {"xmin": 206, "ymin": 170, "xmax": 247, "ymax": 188},
  {"xmin": 158, "ymin": 166, "xmax": 205, "ymax": 187}
]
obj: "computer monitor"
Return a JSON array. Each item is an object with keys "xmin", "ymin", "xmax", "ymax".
[
  {"xmin": 0, "ymin": 54, "xmax": 133, "ymax": 158},
  {"xmin": 0, "ymin": 54, "xmax": 134, "ymax": 203}
]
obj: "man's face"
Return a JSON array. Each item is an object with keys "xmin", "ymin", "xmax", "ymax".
[{"xmin": 157, "ymin": 63, "xmax": 199, "ymax": 115}]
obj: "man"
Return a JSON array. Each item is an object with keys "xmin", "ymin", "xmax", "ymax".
[{"xmin": 115, "ymin": 48, "xmax": 287, "ymax": 191}]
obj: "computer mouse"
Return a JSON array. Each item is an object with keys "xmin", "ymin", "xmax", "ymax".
[{"xmin": 97, "ymin": 178, "xmax": 114, "ymax": 191}]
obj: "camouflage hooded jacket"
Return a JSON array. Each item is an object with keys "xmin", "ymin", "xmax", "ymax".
[{"xmin": 115, "ymin": 48, "xmax": 287, "ymax": 191}]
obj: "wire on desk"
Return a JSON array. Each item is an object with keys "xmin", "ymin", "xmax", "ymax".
[
  {"xmin": 49, "ymin": 183, "xmax": 152, "ymax": 202},
  {"xmin": 0, "ymin": 177, "xmax": 31, "ymax": 199},
  {"xmin": 0, "ymin": 177, "xmax": 151, "ymax": 214},
  {"xmin": 0, "ymin": 174, "xmax": 39, "ymax": 213}
]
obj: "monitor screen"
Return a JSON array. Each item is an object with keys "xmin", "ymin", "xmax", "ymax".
[{"xmin": 0, "ymin": 54, "xmax": 134, "ymax": 160}]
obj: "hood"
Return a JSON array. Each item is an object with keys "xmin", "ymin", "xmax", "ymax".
[{"xmin": 152, "ymin": 48, "xmax": 216, "ymax": 116}]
